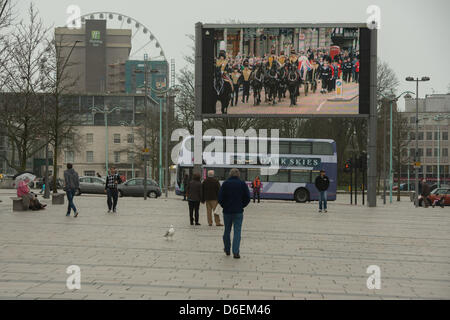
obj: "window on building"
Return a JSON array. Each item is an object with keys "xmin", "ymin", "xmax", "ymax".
[
  {"xmin": 426, "ymin": 132, "xmax": 432, "ymax": 140},
  {"xmin": 443, "ymin": 148, "xmax": 448, "ymax": 157},
  {"xmin": 410, "ymin": 116, "xmax": 415, "ymax": 124},
  {"xmin": 86, "ymin": 151, "xmax": 94, "ymax": 163},
  {"xmin": 426, "ymin": 165, "xmax": 433, "ymax": 173},
  {"xmin": 84, "ymin": 171, "xmax": 95, "ymax": 176},
  {"xmin": 443, "ymin": 132, "xmax": 448, "ymax": 141},
  {"xmin": 410, "ymin": 148, "xmax": 415, "ymax": 157},
  {"xmin": 418, "ymin": 148, "xmax": 423, "ymax": 157},
  {"xmin": 426, "ymin": 148, "xmax": 432, "ymax": 157},
  {"xmin": 434, "ymin": 148, "xmax": 438, "ymax": 157},
  {"xmin": 65, "ymin": 151, "xmax": 74, "ymax": 163},
  {"xmin": 86, "ymin": 133, "xmax": 93, "ymax": 144},
  {"xmin": 410, "ymin": 132, "xmax": 415, "ymax": 140},
  {"xmin": 434, "ymin": 131, "xmax": 439, "ymax": 140},
  {"xmin": 114, "ymin": 151, "xmax": 120, "ymax": 163},
  {"xmin": 127, "ymin": 134, "xmax": 134, "ymax": 143},
  {"xmin": 113, "ymin": 134, "xmax": 121, "ymax": 144},
  {"xmin": 418, "ymin": 132, "xmax": 424, "ymax": 140}
]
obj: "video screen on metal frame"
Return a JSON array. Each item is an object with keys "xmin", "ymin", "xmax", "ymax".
[{"xmin": 200, "ymin": 24, "xmax": 371, "ymax": 117}]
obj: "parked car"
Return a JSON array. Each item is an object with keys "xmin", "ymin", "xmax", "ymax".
[
  {"xmin": 76, "ymin": 176, "xmax": 106, "ymax": 195},
  {"xmin": 428, "ymin": 187, "xmax": 450, "ymax": 206},
  {"xmin": 118, "ymin": 178, "xmax": 161, "ymax": 198}
]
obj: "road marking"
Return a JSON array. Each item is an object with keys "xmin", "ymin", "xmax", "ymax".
[{"xmin": 316, "ymin": 100, "xmax": 327, "ymax": 111}]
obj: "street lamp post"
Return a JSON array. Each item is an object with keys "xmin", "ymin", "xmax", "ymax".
[
  {"xmin": 134, "ymin": 55, "xmax": 158, "ymax": 199},
  {"xmin": 91, "ymin": 105, "xmax": 121, "ymax": 174},
  {"xmin": 379, "ymin": 91, "xmax": 414, "ymax": 203},
  {"xmin": 406, "ymin": 76, "xmax": 430, "ymax": 207}
]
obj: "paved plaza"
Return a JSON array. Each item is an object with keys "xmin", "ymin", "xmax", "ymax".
[{"xmin": 0, "ymin": 190, "xmax": 449, "ymax": 300}]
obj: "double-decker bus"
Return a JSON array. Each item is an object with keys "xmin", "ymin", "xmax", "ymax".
[{"xmin": 175, "ymin": 136, "xmax": 337, "ymax": 202}]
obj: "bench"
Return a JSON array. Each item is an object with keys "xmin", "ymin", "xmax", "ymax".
[
  {"xmin": 11, "ymin": 197, "xmax": 30, "ymax": 211},
  {"xmin": 52, "ymin": 193, "xmax": 65, "ymax": 205}
]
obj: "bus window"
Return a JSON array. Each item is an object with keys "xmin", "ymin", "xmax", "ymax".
[
  {"xmin": 290, "ymin": 170, "xmax": 311, "ymax": 183},
  {"xmin": 267, "ymin": 170, "xmax": 289, "ymax": 182},
  {"xmin": 247, "ymin": 168, "xmax": 267, "ymax": 182},
  {"xmin": 312, "ymin": 142, "xmax": 333, "ymax": 155},
  {"xmin": 311, "ymin": 171, "xmax": 321, "ymax": 183},
  {"xmin": 279, "ymin": 141, "xmax": 290, "ymax": 154},
  {"xmin": 291, "ymin": 142, "xmax": 312, "ymax": 155},
  {"xmin": 204, "ymin": 168, "xmax": 220, "ymax": 180}
]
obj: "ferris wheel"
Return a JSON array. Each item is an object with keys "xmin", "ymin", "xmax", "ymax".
[{"xmin": 71, "ymin": 11, "xmax": 167, "ymax": 62}]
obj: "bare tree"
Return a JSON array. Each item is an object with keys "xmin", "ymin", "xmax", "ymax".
[
  {"xmin": 0, "ymin": 3, "xmax": 50, "ymax": 172},
  {"xmin": 40, "ymin": 34, "xmax": 81, "ymax": 192}
]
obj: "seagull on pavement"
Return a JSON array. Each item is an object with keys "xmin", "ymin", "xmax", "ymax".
[{"xmin": 164, "ymin": 225, "xmax": 175, "ymax": 240}]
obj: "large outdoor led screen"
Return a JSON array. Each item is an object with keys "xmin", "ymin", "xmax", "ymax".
[{"xmin": 199, "ymin": 24, "xmax": 372, "ymax": 117}]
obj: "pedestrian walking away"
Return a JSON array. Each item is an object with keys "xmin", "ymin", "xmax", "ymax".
[
  {"xmin": 218, "ymin": 168, "xmax": 250, "ymax": 259},
  {"xmin": 202, "ymin": 170, "xmax": 223, "ymax": 226},
  {"xmin": 315, "ymin": 169, "xmax": 330, "ymax": 213},
  {"xmin": 251, "ymin": 176, "xmax": 262, "ymax": 203},
  {"xmin": 186, "ymin": 172, "xmax": 202, "ymax": 225},
  {"xmin": 63, "ymin": 163, "xmax": 79, "ymax": 217},
  {"xmin": 105, "ymin": 166, "xmax": 122, "ymax": 213},
  {"xmin": 420, "ymin": 179, "xmax": 431, "ymax": 208}
]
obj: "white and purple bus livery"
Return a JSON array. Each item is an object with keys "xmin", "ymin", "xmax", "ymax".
[{"xmin": 175, "ymin": 136, "xmax": 337, "ymax": 202}]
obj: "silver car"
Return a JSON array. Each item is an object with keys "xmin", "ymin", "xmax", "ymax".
[
  {"xmin": 76, "ymin": 176, "xmax": 106, "ymax": 195},
  {"xmin": 118, "ymin": 178, "xmax": 161, "ymax": 198}
]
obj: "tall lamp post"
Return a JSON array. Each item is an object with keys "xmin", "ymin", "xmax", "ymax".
[
  {"xmin": 153, "ymin": 87, "xmax": 179, "ymax": 195},
  {"xmin": 405, "ymin": 76, "xmax": 430, "ymax": 207},
  {"xmin": 134, "ymin": 55, "xmax": 158, "ymax": 200},
  {"xmin": 91, "ymin": 105, "xmax": 121, "ymax": 174},
  {"xmin": 380, "ymin": 91, "xmax": 415, "ymax": 203}
]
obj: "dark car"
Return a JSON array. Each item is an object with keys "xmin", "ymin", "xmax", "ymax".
[
  {"xmin": 76, "ymin": 176, "xmax": 106, "ymax": 195},
  {"xmin": 118, "ymin": 178, "xmax": 161, "ymax": 198}
]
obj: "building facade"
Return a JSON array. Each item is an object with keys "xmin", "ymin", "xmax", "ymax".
[
  {"xmin": 402, "ymin": 93, "xmax": 450, "ymax": 182},
  {"xmin": 55, "ymin": 19, "xmax": 132, "ymax": 93}
]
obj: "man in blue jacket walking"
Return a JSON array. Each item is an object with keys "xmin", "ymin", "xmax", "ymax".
[{"xmin": 218, "ymin": 168, "xmax": 250, "ymax": 259}]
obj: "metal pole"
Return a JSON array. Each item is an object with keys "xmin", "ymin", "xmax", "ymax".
[
  {"xmin": 144, "ymin": 55, "xmax": 148, "ymax": 200},
  {"xmin": 407, "ymin": 160, "xmax": 410, "ymax": 191},
  {"xmin": 132, "ymin": 125, "xmax": 135, "ymax": 179},
  {"xmin": 43, "ymin": 95, "xmax": 50, "ymax": 199},
  {"xmin": 165, "ymin": 95, "xmax": 169, "ymax": 198},
  {"xmin": 437, "ymin": 125, "xmax": 440, "ymax": 188},
  {"xmin": 159, "ymin": 97, "xmax": 163, "ymax": 189},
  {"xmin": 414, "ymin": 80, "xmax": 419, "ymax": 207},
  {"xmin": 389, "ymin": 100, "xmax": 393, "ymax": 204},
  {"xmin": 354, "ymin": 154, "xmax": 357, "ymax": 205},
  {"xmin": 367, "ymin": 28, "xmax": 377, "ymax": 207},
  {"xmin": 105, "ymin": 108, "xmax": 109, "ymax": 173},
  {"xmin": 383, "ymin": 101, "xmax": 386, "ymax": 204}
]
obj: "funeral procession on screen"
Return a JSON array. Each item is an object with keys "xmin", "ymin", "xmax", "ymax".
[{"xmin": 209, "ymin": 27, "xmax": 360, "ymax": 115}]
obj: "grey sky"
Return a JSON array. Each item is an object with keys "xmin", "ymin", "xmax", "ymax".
[{"xmin": 11, "ymin": 0, "xmax": 450, "ymax": 110}]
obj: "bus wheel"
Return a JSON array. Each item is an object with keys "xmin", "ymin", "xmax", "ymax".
[{"xmin": 294, "ymin": 188, "xmax": 309, "ymax": 203}]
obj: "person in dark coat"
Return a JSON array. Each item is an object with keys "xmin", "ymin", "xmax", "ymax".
[
  {"xmin": 218, "ymin": 168, "xmax": 250, "ymax": 259},
  {"xmin": 420, "ymin": 179, "xmax": 431, "ymax": 208},
  {"xmin": 202, "ymin": 170, "xmax": 223, "ymax": 226},
  {"xmin": 186, "ymin": 172, "xmax": 202, "ymax": 225},
  {"xmin": 314, "ymin": 169, "xmax": 330, "ymax": 213}
]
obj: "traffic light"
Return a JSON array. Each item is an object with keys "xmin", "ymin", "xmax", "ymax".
[{"xmin": 344, "ymin": 159, "xmax": 352, "ymax": 173}]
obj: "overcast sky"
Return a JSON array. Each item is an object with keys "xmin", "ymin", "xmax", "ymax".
[{"xmin": 10, "ymin": 0, "xmax": 450, "ymax": 110}]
